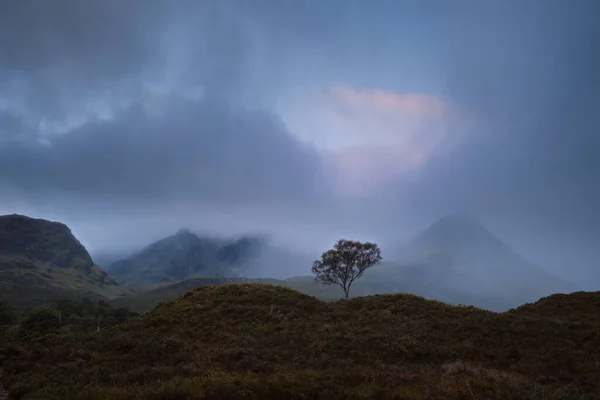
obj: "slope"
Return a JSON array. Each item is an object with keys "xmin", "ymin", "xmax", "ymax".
[
  {"xmin": 0, "ymin": 214, "xmax": 128, "ymax": 311},
  {"xmin": 2, "ymin": 284, "xmax": 599, "ymax": 399},
  {"xmin": 508, "ymin": 291, "xmax": 600, "ymax": 324},
  {"xmin": 111, "ymin": 264, "xmax": 514, "ymax": 313}
]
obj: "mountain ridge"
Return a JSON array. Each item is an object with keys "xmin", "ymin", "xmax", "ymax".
[
  {"xmin": 0, "ymin": 214, "xmax": 128, "ymax": 310},
  {"xmin": 109, "ymin": 229, "xmax": 268, "ymax": 287}
]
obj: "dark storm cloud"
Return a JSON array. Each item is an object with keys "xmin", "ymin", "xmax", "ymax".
[
  {"xmin": 0, "ymin": 0, "xmax": 324, "ymax": 204},
  {"xmin": 0, "ymin": 0, "xmax": 167, "ymax": 120},
  {"xmin": 0, "ymin": 0, "xmax": 263, "ymax": 120},
  {"xmin": 0, "ymin": 97, "xmax": 323, "ymax": 206},
  {"xmin": 0, "ymin": 0, "xmax": 598, "ymax": 282},
  {"xmin": 0, "ymin": 0, "xmax": 335, "ymax": 253},
  {"xmin": 0, "ymin": 0, "xmax": 162, "ymax": 76}
]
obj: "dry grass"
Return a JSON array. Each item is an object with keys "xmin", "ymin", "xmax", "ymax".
[{"xmin": 1, "ymin": 284, "xmax": 599, "ymax": 399}]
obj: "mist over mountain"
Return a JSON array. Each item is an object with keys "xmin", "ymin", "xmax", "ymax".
[
  {"xmin": 89, "ymin": 213, "xmax": 576, "ymax": 311},
  {"xmin": 390, "ymin": 214, "xmax": 574, "ymax": 304},
  {"xmin": 1, "ymin": 0, "xmax": 598, "ymax": 290},
  {"xmin": 1, "ymin": 2, "xmax": 599, "ymax": 397},
  {"xmin": 109, "ymin": 229, "xmax": 275, "ymax": 287}
]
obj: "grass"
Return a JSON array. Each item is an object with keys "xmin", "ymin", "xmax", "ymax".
[
  {"xmin": 110, "ymin": 268, "xmax": 512, "ymax": 314},
  {"xmin": 109, "ymin": 276, "xmax": 343, "ymax": 313},
  {"xmin": 508, "ymin": 291, "xmax": 600, "ymax": 323},
  {"xmin": 2, "ymin": 283, "xmax": 599, "ymax": 399}
]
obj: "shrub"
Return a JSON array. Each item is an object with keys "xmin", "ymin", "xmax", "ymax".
[{"xmin": 19, "ymin": 306, "xmax": 60, "ymax": 338}]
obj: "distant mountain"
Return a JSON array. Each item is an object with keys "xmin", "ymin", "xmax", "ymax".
[
  {"xmin": 109, "ymin": 229, "xmax": 267, "ymax": 287},
  {"xmin": 0, "ymin": 214, "xmax": 128, "ymax": 311},
  {"xmin": 111, "ymin": 214, "xmax": 578, "ymax": 311},
  {"xmin": 391, "ymin": 214, "xmax": 575, "ymax": 306}
]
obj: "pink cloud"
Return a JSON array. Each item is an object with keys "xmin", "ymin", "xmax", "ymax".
[
  {"xmin": 326, "ymin": 85, "xmax": 450, "ymax": 119},
  {"xmin": 279, "ymin": 84, "xmax": 473, "ymax": 198},
  {"xmin": 323, "ymin": 143, "xmax": 435, "ymax": 198},
  {"xmin": 308, "ymin": 85, "xmax": 470, "ymax": 198}
]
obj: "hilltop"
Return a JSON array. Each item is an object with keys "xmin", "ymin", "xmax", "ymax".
[
  {"xmin": 111, "ymin": 268, "xmax": 512, "ymax": 313},
  {"xmin": 2, "ymin": 284, "xmax": 599, "ymax": 399},
  {"xmin": 509, "ymin": 291, "xmax": 600, "ymax": 324},
  {"xmin": 0, "ymin": 214, "xmax": 128, "ymax": 311}
]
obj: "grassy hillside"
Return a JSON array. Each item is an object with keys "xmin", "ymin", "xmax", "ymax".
[
  {"xmin": 111, "ymin": 266, "xmax": 512, "ymax": 313},
  {"xmin": 508, "ymin": 291, "xmax": 600, "ymax": 324},
  {"xmin": 2, "ymin": 284, "xmax": 599, "ymax": 399},
  {"xmin": 110, "ymin": 276, "xmax": 343, "ymax": 312}
]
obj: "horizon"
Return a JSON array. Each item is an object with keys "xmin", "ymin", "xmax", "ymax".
[{"xmin": 0, "ymin": 0, "xmax": 598, "ymax": 287}]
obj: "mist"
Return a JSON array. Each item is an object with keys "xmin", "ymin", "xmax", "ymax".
[{"xmin": 1, "ymin": 0, "xmax": 598, "ymax": 287}]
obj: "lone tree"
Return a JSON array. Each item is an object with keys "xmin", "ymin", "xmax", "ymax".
[{"xmin": 312, "ymin": 239, "xmax": 382, "ymax": 299}]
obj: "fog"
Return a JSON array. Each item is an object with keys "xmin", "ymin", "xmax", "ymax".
[{"xmin": 0, "ymin": 1, "xmax": 598, "ymax": 286}]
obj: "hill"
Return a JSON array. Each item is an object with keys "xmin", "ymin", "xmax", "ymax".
[
  {"xmin": 110, "ymin": 276, "xmax": 349, "ymax": 312},
  {"xmin": 110, "ymin": 277, "xmax": 285, "ymax": 312},
  {"xmin": 393, "ymin": 214, "xmax": 575, "ymax": 305},
  {"xmin": 111, "ymin": 264, "xmax": 515, "ymax": 313},
  {"xmin": 2, "ymin": 284, "xmax": 599, "ymax": 399},
  {"xmin": 0, "ymin": 214, "xmax": 128, "ymax": 311},
  {"xmin": 509, "ymin": 291, "xmax": 600, "ymax": 324},
  {"xmin": 108, "ymin": 229, "xmax": 266, "ymax": 287}
]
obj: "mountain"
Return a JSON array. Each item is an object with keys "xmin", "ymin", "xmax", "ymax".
[
  {"xmin": 391, "ymin": 214, "xmax": 575, "ymax": 306},
  {"xmin": 0, "ymin": 214, "xmax": 128, "ymax": 311},
  {"xmin": 109, "ymin": 229, "xmax": 267, "ymax": 287},
  {"xmin": 109, "ymin": 214, "xmax": 577, "ymax": 311}
]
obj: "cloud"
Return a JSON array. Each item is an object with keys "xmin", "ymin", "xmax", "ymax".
[
  {"xmin": 283, "ymin": 85, "xmax": 466, "ymax": 197},
  {"xmin": 391, "ymin": 0, "xmax": 600, "ymax": 281},
  {"xmin": 0, "ymin": 0, "xmax": 599, "ymax": 284},
  {"xmin": 326, "ymin": 85, "xmax": 450, "ymax": 119},
  {"xmin": 0, "ymin": 96, "xmax": 323, "ymax": 206}
]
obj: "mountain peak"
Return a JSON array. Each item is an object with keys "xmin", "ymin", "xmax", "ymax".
[
  {"xmin": 425, "ymin": 214, "xmax": 492, "ymax": 241},
  {"xmin": 431, "ymin": 213, "xmax": 485, "ymax": 229},
  {"xmin": 109, "ymin": 231, "xmax": 268, "ymax": 287},
  {"xmin": 175, "ymin": 228, "xmax": 193, "ymax": 236},
  {"xmin": 398, "ymin": 213, "xmax": 572, "ymax": 304},
  {"xmin": 0, "ymin": 213, "xmax": 90, "ymax": 267}
]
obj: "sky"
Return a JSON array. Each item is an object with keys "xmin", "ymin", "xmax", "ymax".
[{"xmin": 0, "ymin": 0, "xmax": 598, "ymax": 284}]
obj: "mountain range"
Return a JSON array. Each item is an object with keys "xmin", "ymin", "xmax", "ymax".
[{"xmin": 0, "ymin": 212, "xmax": 577, "ymax": 312}]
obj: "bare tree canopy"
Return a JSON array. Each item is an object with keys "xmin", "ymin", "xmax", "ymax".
[{"xmin": 312, "ymin": 239, "xmax": 382, "ymax": 299}]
